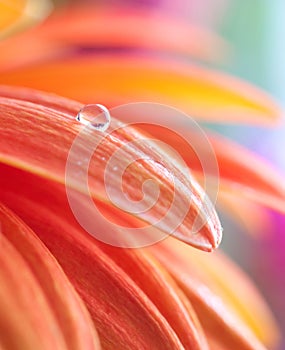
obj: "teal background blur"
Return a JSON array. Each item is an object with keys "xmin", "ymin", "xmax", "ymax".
[
  {"xmin": 210, "ymin": 0, "xmax": 285, "ymax": 169},
  {"xmin": 204, "ymin": 1, "xmax": 285, "ymax": 348}
]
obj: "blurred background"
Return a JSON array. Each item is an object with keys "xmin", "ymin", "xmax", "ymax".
[
  {"xmin": 202, "ymin": 2, "xmax": 285, "ymax": 349},
  {"xmin": 1, "ymin": 0, "xmax": 285, "ymax": 348},
  {"xmin": 192, "ymin": 1, "xmax": 285, "ymax": 348}
]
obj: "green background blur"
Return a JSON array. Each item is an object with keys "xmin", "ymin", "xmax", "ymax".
[{"xmin": 208, "ymin": 1, "xmax": 285, "ymax": 348}]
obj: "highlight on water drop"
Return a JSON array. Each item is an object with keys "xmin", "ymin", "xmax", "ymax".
[{"xmin": 76, "ymin": 104, "xmax": 111, "ymax": 132}]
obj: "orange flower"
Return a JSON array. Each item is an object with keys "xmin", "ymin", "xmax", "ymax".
[{"xmin": 0, "ymin": 2, "xmax": 284, "ymax": 349}]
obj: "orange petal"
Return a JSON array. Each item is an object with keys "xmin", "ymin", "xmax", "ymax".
[
  {"xmin": 0, "ymin": 203, "xmax": 100, "ymax": 350},
  {"xmin": 0, "ymin": 55, "xmax": 281, "ymax": 124},
  {"xmin": 216, "ymin": 192, "xmax": 272, "ymax": 236},
  {"xmin": 208, "ymin": 134, "xmax": 285, "ymax": 212},
  {"xmin": 1, "ymin": 165, "xmax": 189, "ymax": 350},
  {"xmin": 97, "ymin": 244, "xmax": 209, "ymax": 349},
  {"xmin": 2, "ymin": 165, "xmax": 209, "ymax": 348},
  {"xmin": 183, "ymin": 247, "xmax": 280, "ymax": 347},
  {"xmin": 0, "ymin": 86, "xmax": 222, "ymax": 251},
  {"xmin": 135, "ymin": 122, "xmax": 285, "ymax": 213},
  {"xmin": 149, "ymin": 237, "xmax": 280, "ymax": 349},
  {"xmin": 0, "ymin": 4, "xmax": 228, "ymax": 69},
  {"xmin": 44, "ymin": 5, "xmax": 229, "ymax": 61},
  {"xmin": 0, "ymin": 0, "xmax": 27, "ymax": 31}
]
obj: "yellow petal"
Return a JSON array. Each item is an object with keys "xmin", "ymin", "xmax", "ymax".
[
  {"xmin": 0, "ymin": 0, "xmax": 52, "ymax": 40},
  {"xmin": 0, "ymin": 56, "xmax": 281, "ymax": 124}
]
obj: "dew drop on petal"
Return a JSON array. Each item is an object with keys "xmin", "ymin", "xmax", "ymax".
[{"xmin": 76, "ymin": 104, "xmax": 111, "ymax": 132}]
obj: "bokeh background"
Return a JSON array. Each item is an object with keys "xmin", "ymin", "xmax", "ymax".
[
  {"xmin": 2, "ymin": 0, "xmax": 285, "ymax": 348},
  {"xmin": 200, "ymin": 1, "xmax": 285, "ymax": 348}
]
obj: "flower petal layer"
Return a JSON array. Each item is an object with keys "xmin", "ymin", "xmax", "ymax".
[
  {"xmin": 1, "ymin": 164, "xmax": 202, "ymax": 350},
  {"xmin": 0, "ymin": 203, "xmax": 100, "ymax": 350},
  {"xmin": 149, "ymin": 237, "xmax": 279, "ymax": 350}
]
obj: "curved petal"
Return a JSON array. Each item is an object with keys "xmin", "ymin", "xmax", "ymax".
[
  {"xmin": 0, "ymin": 4, "xmax": 228, "ymax": 69},
  {"xmin": 1, "ymin": 165, "xmax": 188, "ymax": 350},
  {"xmin": 0, "ymin": 203, "xmax": 100, "ymax": 350},
  {"xmin": 207, "ymin": 134, "xmax": 285, "ymax": 212},
  {"xmin": 216, "ymin": 192, "xmax": 272, "ymax": 236},
  {"xmin": 181, "ymin": 246, "xmax": 280, "ymax": 347},
  {"xmin": 0, "ymin": 55, "xmax": 281, "ymax": 124},
  {"xmin": 96, "ymin": 244, "xmax": 209, "ymax": 349},
  {"xmin": 1, "ymin": 164, "xmax": 210, "ymax": 349},
  {"xmin": 149, "ymin": 237, "xmax": 280, "ymax": 349},
  {"xmin": 0, "ymin": 87, "xmax": 222, "ymax": 250},
  {"xmin": 2, "ymin": 85, "xmax": 283, "ymax": 224},
  {"xmin": 134, "ymin": 122, "xmax": 285, "ymax": 213}
]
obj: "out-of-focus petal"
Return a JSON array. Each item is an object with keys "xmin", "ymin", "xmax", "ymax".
[
  {"xmin": 208, "ymin": 134, "xmax": 285, "ymax": 212},
  {"xmin": 149, "ymin": 237, "xmax": 280, "ymax": 349},
  {"xmin": 0, "ymin": 0, "xmax": 52, "ymax": 40},
  {"xmin": 0, "ymin": 203, "xmax": 100, "ymax": 350},
  {"xmin": 0, "ymin": 0, "xmax": 27, "ymax": 31},
  {"xmin": 0, "ymin": 4, "xmax": 228, "ymax": 69},
  {"xmin": 0, "ymin": 56, "xmax": 281, "ymax": 124},
  {"xmin": 137, "ymin": 123, "xmax": 285, "ymax": 213},
  {"xmin": 41, "ymin": 5, "xmax": 229, "ymax": 61},
  {"xmin": 217, "ymin": 192, "xmax": 272, "ymax": 236}
]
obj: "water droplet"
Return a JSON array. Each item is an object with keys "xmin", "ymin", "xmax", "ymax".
[{"xmin": 76, "ymin": 104, "xmax": 111, "ymax": 132}]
